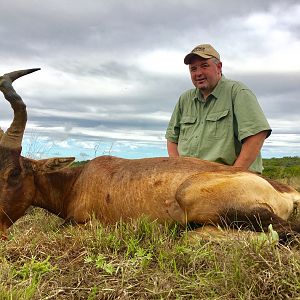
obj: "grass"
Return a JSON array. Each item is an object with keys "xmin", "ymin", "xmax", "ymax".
[{"xmin": 2, "ymin": 209, "xmax": 300, "ymax": 299}]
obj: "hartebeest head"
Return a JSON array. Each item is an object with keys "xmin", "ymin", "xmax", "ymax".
[
  {"xmin": 0, "ymin": 69, "xmax": 75, "ymax": 237},
  {"xmin": 0, "ymin": 69, "xmax": 40, "ymax": 235}
]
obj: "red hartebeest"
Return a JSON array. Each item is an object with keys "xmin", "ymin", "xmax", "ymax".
[{"xmin": 1, "ymin": 69, "xmax": 300, "ymax": 241}]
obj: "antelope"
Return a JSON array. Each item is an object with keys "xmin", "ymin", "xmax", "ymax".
[{"xmin": 1, "ymin": 69, "xmax": 300, "ymax": 242}]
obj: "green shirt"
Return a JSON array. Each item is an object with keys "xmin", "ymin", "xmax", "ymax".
[{"xmin": 165, "ymin": 75, "xmax": 271, "ymax": 173}]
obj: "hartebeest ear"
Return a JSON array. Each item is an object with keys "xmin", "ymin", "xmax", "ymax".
[{"xmin": 31, "ymin": 157, "xmax": 76, "ymax": 172}]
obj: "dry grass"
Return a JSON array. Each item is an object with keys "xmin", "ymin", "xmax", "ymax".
[{"xmin": 1, "ymin": 209, "xmax": 300, "ymax": 299}]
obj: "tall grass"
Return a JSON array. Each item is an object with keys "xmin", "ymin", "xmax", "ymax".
[{"xmin": 1, "ymin": 208, "xmax": 300, "ymax": 299}]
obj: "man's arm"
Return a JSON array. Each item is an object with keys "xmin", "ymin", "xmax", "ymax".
[
  {"xmin": 167, "ymin": 140, "xmax": 179, "ymax": 157},
  {"xmin": 233, "ymin": 130, "xmax": 269, "ymax": 170}
]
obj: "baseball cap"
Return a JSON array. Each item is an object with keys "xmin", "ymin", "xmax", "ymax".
[{"xmin": 184, "ymin": 44, "xmax": 220, "ymax": 65}]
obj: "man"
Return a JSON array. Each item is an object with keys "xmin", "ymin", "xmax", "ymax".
[{"xmin": 165, "ymin": 44, "xmax": 271, "ymax": 173}]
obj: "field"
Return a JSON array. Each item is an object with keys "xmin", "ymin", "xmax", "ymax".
[{"xmin": 1, "ymin": 157, "xmax": 300, "ymax": 299}]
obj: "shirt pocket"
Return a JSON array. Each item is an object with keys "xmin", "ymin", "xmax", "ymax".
[
  {"xmin": 179, "ymin": 116, "xmax": 197, "ymax": 141},
  {"xmin": 205, "ymin": 109, "xmax": 230, "ymax": 139}
]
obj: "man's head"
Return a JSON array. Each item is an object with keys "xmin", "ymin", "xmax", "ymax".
[{"xmin": 184, "ymin": 44, "xmax": 222, "ymax": 98}]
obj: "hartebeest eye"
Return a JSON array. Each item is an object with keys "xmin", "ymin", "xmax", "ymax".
[{"xmin": 8, "ymin": 168, "xmax": 21, "ymax": 185}]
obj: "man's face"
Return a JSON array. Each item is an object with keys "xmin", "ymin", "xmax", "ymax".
[{"xmin": 189, "ymin": 56, "xmax": 222, "ymax": 97}]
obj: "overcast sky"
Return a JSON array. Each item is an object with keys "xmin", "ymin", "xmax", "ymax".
[{"xmin": 0, "ymin": 0, "xmax": 299, "ymax": 160}]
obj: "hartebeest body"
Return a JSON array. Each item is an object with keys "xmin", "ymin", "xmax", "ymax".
[{"xmin": 1, "ymin": 69, "xmax": 300, "ymax": 240}]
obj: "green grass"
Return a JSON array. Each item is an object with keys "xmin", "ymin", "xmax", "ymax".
[{"xmin": 2, "ymin": 208, "xmax": 300, "ymax": 299}]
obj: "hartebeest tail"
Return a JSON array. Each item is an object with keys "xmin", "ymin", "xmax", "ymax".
[{"xmin": 1, "ymin": 69, "xmax": 300, "ymax": 243}]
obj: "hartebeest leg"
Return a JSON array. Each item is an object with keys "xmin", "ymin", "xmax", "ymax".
[
  {"xmin": 174, "ymin": 171, "xmax": 299, "ymax": 242},
  {"xmin": 220, "ymin": 207, "xmax": 300, "ymax": 243}
]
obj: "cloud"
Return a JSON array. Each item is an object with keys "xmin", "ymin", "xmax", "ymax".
[{"xmin": 1, "ymin": 0, "xmax": 300, "ymax": 160}]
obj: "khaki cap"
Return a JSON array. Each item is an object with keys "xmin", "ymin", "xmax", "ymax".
[{"xmin": 184, "ymin": 44, "xmax": 220, "ymax": 65}]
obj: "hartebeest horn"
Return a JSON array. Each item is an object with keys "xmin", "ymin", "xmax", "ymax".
[
  {"xmin": 0, "ymin": 68, "xmax": 40, "ymax": 149},
  {"xmin": 3, "ymin": 68, "xmax": 41, "ymax": 83}
]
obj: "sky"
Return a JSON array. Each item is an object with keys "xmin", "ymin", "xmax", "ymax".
[{"xmin": 0, "ymin": 0, "xmax": 300, "ymax": 161}]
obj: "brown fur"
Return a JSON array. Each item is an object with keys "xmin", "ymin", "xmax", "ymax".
[
  {"xmin": 262, "ymin": 176, "xmax": 295, "ymax": 193},
  {"xmin": 10, "ymin": 156, "xmax": 300, "ymax": 237},
  {"xmin": 1, "ymin": 152, "xmax": 300, "ymax": 241}
]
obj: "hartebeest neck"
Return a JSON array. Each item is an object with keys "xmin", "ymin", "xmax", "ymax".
[{"xmin": 32, "ymin": 166, "xmax": 83, "ymax": 219}]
